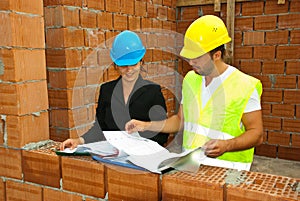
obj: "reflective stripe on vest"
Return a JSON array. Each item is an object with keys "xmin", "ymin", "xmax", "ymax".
[{"xmin": 182, "ymin": 69, "xmax": 262, "ymax": 165}]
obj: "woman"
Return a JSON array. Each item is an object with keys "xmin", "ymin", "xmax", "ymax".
[{"xmin": 60, "ymin": 30, "xmax": 169, "ymax": 150}]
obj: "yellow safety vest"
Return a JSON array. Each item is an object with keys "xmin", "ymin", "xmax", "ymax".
[{"xmin": 182, "ymin": 69, "xmax": 262, "ymax": 169}]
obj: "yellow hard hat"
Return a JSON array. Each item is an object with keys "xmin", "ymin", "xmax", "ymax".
[{"xmin": 180, "ymin": 15, "xmax": 231, "ymax": 59}]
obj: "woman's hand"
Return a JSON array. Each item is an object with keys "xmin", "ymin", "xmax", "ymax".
[
  {"xmin": 59, "ymin": 137, "xmax": 84, "ymax": 151},
  {"xmin": 125, "ymin": 119, "xmax": 151, "ymax": 133}
]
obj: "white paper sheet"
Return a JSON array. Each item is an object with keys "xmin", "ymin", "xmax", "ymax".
[
  {"xmin": 103, "ymin": 131, "xmax": 201, "ymax": 173},
  {"xmin": 103, "ymin": 131, "xmax": 167, "ymax": 156}
]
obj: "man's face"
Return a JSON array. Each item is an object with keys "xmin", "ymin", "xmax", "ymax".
[{"xmin": 186, "ymin": 53, "xmax": 215, "ymax": 76}]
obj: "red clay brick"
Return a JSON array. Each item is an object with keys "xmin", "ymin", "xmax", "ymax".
[
  {"xmin": 273, "ymin": 75, "xmax": 297, "ymax": 89},
  {"xmin": 262, "ymin": 61, "xmax": 284, "ymax": 74},
  {"xmin": 283, "ymin": 90, "xmax": 300, "ymax": 104},
  {"xmin": 234, "ymin": 46, "xmax": 253, "ymax": 59},
  {"xmin": 0, "ymin": 179, "xmax": 4, "ymax": 201},
  {"xmin": 121, "ymin": 0, "xmax": 134, "ymax": 15},
  {"xmin": 278, "ymin": 146, "xmax": 300, "ymax": 161},
  {"xmin": 226, "ymin": 171, "xmax": 300, "ymax": 201},
  {"xmin": 61, "ymin": 156, "xmax": 105, "ymax": 198},
  {"xmin": 262, "ymin": 116, "xmax": 282, "ymax": 131},
  {"xmin": 48, "ymin": 88, "xmax": 85, "ymax": 108},
  {"xmin": 0, "ymin": 81, "xmax": 48, "ymax": 115},
  {"xmin": 297, "ymin": 105, "xmax": 300, "ymax": 119},
  {"xmin": 162, "ymin": 20, "xmax": 173, "ymax": 31},
  {"xmin": 106, "ymin": 165, "xmax": 161, "ymax": 201},
  {"xmin": 49, "ymin": 127, "xmax": 71, "ymax": 142},
  {"xmin": 234, "ymin": 31, "xmax": 242, "ymax": 45},
  {"xmin": 6, "ymin": 180, "xmax": 42, "ymax": 201},
  {"xmin": 268, "ymin": 131, "xmax": 290, "ymax": 146},
  {"xmin": 201, "ymin": 5, "xmax": 219, "ymax": 15},
  {"xmin": 153, "ymin": 0, "xmax": 162, "ymax": 4},
  {"xmin": 44, "ymin": 6, "xmax": 80, "ymax": 27},
  {"xmin": 177, "ymin": 20, "xmax": 192, "ymax": 33},
  {"xmin": 86, "ymin": 0, "xmax": 104, "ymax": 10},
  {"xmin": 265, "ymin": 0, "xmax": 289, "ymax": 14},
  {"xmin": 80, "ymin": 9, "xmax": 97, "ymax": 28},
  {"xmin": 292, "ymin": 134, "xmax": 300, "ymax": 147},
  {"xmin": 0, "ymin": 147, "xmax": 22, "ymax": 179},
  {"xmin": 278, "ymin": 14, "xmax": 300, "ymax": 29},
  {"xmin": 43, "ymin": 188, "xmax": 83, "ymax": 201},
  {"xmin": 242, "ymin": 1, "xmax": 264, "ymax": 16},
  {"xmin": 168, "ymin": 7, "xmax": 176, "ymax": 21},
  {"xmin": 266, "ymin": 30, "xmax": 289, "ymax": 45},
  {"xmin": 253, "ymin": 46, "xmax": 275, "ymax": 59},
  {"xmin": 0, "ymin": 118, "xmax": 4, "ymax": 144},
  {"xmin": 44, "ymin": 0, "xmax": 82, "ymax": 7},
  {"xmin": 6, "ymin": 112, "xmax": 49, "ymax": 147},
  {"xmin": 261, "ymin": 103, "xmax": 271, "ymax": 116},
  {"xmin": 84, "ymin": 29, "xmax": 105, "ymax": 48},
  {"xmin": 141, "ymin": 17, "xmax": 152, "ymax": 30},
  {"xmin": 235, "ymin": 17, "xmax": 253, "ymax": 31},
  {"xmin": 277, "ymin": 46, "xmax": 300, "ymax": 60},
  {"xmin": 128, "ymin": 16, "xmax": 141, "ymax": 31},
  {"xmin": 97, "ymin": 12, "xmax": 113, "ymax": 30},
  {"xmin": 135, "ymin": 0, "xmax": 147, "ymax": 17},
  {"xmin": 244, "ymin": 32, "xmax": 265, "ymax": 45},
  {"xmin": 50, "ymin": 107, "xmax": 88, "ymax": 128},
  {"xmin": 46, "ymin": 28, "xmax": 84, "ymax": 48},
  {"xmin": 162, "ymin": 165, "xmax": 226, "ymax": 201},
  {"xmin": 290, "ymin": 0, "xmax": 300, "ymax": 12},
  {"xmin": 163, "ymin": 0, "xmax": 172, "ymax": 7},
  {"xmin": 47, "ymin": 69, "xmax": 85, "ymax": 88},
  {"xmin": 254, "ymin": 15, "xmax": 277, "ymax": 30},
  {"xmin": 157, "ymin": 5, "xmax": 168, "ymax": 20},
  {"xmin": 255, "ymin": 143, "xmax": 277, "ymax": 158},
  {"xmin": 0, "ymin": 0, "xmax": 43, "ymax": 15},
  {"xmin": 240, "ymin": 60, "xmax": 261, "ymax": 74},
  {"xmin": 106, "ymin": 0, "xmax": 120, "ymax": 12},
  {"xmin": 0, "ymin": 49, "xmax": 46, "ymax": 82},
  {"xmin": 113, "ymin": 14, "xmax": 128, "ymax": 31},
  {"xmin": 86, "ymin": 66, "xmax": 105, "ymax": 85},
  {"xmin": 46, "ymin": 49, "xmax": 82, "ymax": 68},
  {"xmin": 22, "ymin": 150, "xmax": 61, "ymax": 188},
  {"xmin": 0, "ymin": 13, "xmax": 44, "ymax": 48},
  {"xmin": 272, "ymin": 103, "xmax": 295, "ymax": 118},
  {"xmin": 283, "ymin": 119, "xmax": 300, "ymax": 133},
  {"xmin": 290, "ymin": 30, "xmax": 300, "ymax": 44},
  {"xmin": 180, "ymin": 6, "xmax": 200, "ymax": 21}
]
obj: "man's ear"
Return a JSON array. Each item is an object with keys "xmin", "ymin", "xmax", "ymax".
[{"xmin": 213, "ymin": 50, "xmax": 222, "ymax": 60}]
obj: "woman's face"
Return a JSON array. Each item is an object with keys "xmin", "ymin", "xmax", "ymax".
[{"xmin": 117, "ymin": 62, "xmax": 141, "ymax": 83}]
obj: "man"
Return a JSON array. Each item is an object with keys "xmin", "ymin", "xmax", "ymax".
[{"xmin": 125, "ymin": 15, "xmax": 263, "ymax": 171}]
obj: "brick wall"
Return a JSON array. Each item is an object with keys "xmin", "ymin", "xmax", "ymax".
[
  {"xmin": 0, "ymin": 144, "xmax": 299, "ymax": 201},
  {"xmin": 0, "ymin": 0, "xmax": 49, "ymax": 148},
  {"xmin": 177, "ymin": 0, "xmax": 300, "ymax": 162}
]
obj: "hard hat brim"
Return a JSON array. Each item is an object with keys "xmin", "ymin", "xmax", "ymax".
[{"xmin": 180, "ymin": 47, "xmax": 205, "ymax": 59}]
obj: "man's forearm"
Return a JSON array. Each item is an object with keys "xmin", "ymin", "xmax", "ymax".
[{"xmin": 148, "ymin": 114, "xmax": 183, "ymax": 133}]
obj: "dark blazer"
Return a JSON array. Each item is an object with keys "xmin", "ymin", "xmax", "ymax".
[{"xmin": 82, "ymin": 75, "xmax": 169, "ymax": 146}]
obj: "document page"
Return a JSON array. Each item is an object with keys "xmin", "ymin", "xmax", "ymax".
[
  {"xmin": 103, "ymin": 131, "xmax": 167, "ymax": 156},
  {"xmin": 103, "ymin": 131, "xmax": 201, "ymax": 173},
  {"xmin": 56, "ymin": 141, "xmax": 119, "ymax": 157}
]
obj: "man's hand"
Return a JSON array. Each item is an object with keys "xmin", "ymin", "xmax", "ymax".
[
  {"xmin": 59, "ymin": 137, "xmax": 84, "ymax": 151},
  {"xmin": 125, "ymin": 119, "xmax": 151, "ymax": 133},
  {"xmin": 202, "ymin": 139, "xmax": 228, "ymax": 158}
]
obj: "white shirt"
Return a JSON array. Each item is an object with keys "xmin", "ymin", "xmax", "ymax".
[{"xmin": 181, "ymin": 66, "xmax": 261, "ymax": 113}]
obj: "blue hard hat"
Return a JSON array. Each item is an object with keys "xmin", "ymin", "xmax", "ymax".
[{"xmin": 110, "ymin": 30, "xmax": 146, "ymax": 66}]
